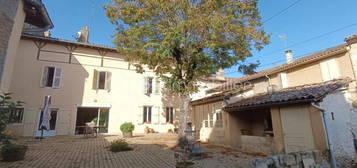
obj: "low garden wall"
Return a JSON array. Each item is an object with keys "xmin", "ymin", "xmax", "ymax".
[
  {"xmin": 250, "ymin": 150, "xmax": 330, "ymax": 168},
  {"xmin": 241, "ymin": 135, "xmax": 274, "ymax": 155}
]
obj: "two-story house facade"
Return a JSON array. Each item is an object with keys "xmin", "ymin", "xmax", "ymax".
[{"xmin": 6, "ymin": 33, "xmax": 184, "ymax": 137}]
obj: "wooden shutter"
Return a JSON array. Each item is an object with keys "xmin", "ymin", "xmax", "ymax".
[
  {"xmin": 93, "ymin": 70, "xmax": 99, "ymax": 89},
  {"xmin": 137, "ymin": 106, "xmax": 143, "ymax": 125},
  {"xmin": 53, "ymin": 67, "xmax": 63, "ymax": 88},
  {"xmin": 326, "ymin": 59, "xmax": 340, "ymax": 79},
  {"xmin": 105, "ymin": 72, "xmax": 112, "ymax": 90},
  {"xmin": 143, "ymin": 77, "xmax": 148, "ymax": 94},
  {"xmin": 41, "ymin": 67, "xmax": 49, "ymax": 87},
  {"xmin": 153, "ymin": 106, "xmax": 160, "ymax": 124},
  {"xmin": 155, "ymin": 78, "xmax": 160, "ymax": 94}
]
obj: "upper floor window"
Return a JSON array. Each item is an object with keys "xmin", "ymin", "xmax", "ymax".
[
  {"xmin": 42, "ymin": 66, "xmax": 63, "ymax": 88},
  {"xmin": 8, "ymin": 108, "xmax": 24, "ymax": 124},
  {"xmin": 144, "ymin": 77, "xmax": 153, "ymax": 95},
  {"xmin": 165, "ymin": 107, "xmax": 174, "ymax": 123},
  {"xmin": 143, "ymin": 106, "xmax": 152, "ymax": 123},
  {"xmin": 320, "ymin": 59, "xmax": 340, "ymax": 81},
  {"xmin": 93, "ymin": 70, "xmax": 111, "ymax": 90}
]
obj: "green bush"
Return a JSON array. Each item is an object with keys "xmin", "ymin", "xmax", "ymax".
[
  {"xmin": 120, "ymin": 122, "xmax": 135, "ymax": 132},
  {"xmin": 109, "ymin": 139, "xmax": 132, "ymax": 152},
  {"xmin": 1, "ymin": 143, "xmax": 27, "ymax": 162}
]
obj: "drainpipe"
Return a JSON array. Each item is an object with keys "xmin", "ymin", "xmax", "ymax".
[{"xmin": 311, "ymin": 103, "xmax": 337, "ymax": 168}]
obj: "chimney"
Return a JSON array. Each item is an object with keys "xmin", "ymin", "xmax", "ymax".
[
  {"xmin": 77, "ymin": 26, "xmax": 89, "ymax": 43},
  {"xmin": 285, "ymin": 49, "xmax": 293, "ymax": 64}
]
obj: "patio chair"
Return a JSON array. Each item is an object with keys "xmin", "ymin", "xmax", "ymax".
[{"xmin": 85, "ymin": 122, "xmax": 96, "ymax": 136}]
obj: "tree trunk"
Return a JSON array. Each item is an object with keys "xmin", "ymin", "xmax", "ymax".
[{"xmin": 179, "ymin": 94, "xmax": 191, "ymax": 137}]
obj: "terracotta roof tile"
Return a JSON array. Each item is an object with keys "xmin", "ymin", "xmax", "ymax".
[{"xmin": 224, "ymin": 78, "xmax": 351, "ymax": 111}]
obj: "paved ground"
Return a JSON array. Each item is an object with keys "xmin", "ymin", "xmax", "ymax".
[{"xmin": 0, "ymin": 134, "xmax": 263, "ymax": 168}]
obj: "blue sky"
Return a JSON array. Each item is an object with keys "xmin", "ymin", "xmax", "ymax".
[{"xmin": 43, "ymin": 0, "xmax": 357, "ymax": 78}]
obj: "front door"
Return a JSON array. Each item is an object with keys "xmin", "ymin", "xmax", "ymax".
[
  {"xmin": 280, "ymin": 106, "xmax": 315, "ymax": 153},
  {"xmin": 36, "ymin": 109, "xmax": 58, "ymax": 137}
]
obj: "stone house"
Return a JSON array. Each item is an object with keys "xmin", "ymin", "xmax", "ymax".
[{"xmin": 190, "ymin": 34, "xmax": 357, "ymax": 166}]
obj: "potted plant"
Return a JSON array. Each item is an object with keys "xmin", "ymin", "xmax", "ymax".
[{"xmin": 120, "ymin": 122, "xmax": 135, "ymax": 138}]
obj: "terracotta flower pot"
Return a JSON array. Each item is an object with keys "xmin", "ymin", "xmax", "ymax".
[{"xmin": 122, "ymin": 131, "xmax": 132, "ymax": 138}]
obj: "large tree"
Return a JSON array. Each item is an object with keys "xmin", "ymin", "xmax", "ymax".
[{"xmin": 105, "ymin": 0, "xmax": 269, "ymax": 135}]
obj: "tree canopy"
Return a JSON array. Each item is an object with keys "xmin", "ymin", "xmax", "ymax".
[{"xmin": 105, "ymin": 0, "xmax": 269, "ymax": 95}]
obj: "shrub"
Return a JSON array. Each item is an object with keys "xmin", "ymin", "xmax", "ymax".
[
  {"xmin": 1, "ymin": 142, "xmax": 27, "ymax": 162},
  {"xmin": 120, "ymin": 122, "xmax": 135, "ymax": 132},
  {"xmin": 109, "ymin": 139, "xmax": 132, "ymax": 152}
]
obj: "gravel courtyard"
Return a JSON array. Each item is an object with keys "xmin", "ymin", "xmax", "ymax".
[{"xmin": 0, "ymin": 134, "xmax": 264, "ymax": 168}]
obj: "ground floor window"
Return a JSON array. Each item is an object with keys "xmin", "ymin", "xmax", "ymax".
[
  {"xmin": 215, "ymin": 112, "xmax": 223, "ymax": 127},
  {"xmin": 166, "ymin": 107, "xmax": 174, "ymax": 123},
  {"xmin": 143, "ymin": 106, "xmax": 152, "ymax": 123},
  {"xmin": 38, "ymin": 109, "xmax": 58, "ymax": 130},
  {"xmin": 8, "ymin": 108, "xmax": 24, "ymax": 123}
]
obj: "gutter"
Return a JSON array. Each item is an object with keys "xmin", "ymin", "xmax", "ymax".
[{"xmin": 311, "ymin": 103, "xmax": 337, "ymax": 168}]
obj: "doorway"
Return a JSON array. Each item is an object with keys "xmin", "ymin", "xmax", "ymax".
[
  {"xmin": 75, "ymin": 107, "xmax": 110, "ymax": 134},
  {"xmin": 280, "ymin": 106, "xmax": 315, "ymax": 153},
  {"xmin": 35, "ymin": 109, "xmax": 58, "ymax": 137}
]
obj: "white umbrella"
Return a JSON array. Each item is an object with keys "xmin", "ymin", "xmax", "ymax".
[{"xmin": 40, "ymin": 95, "xmax": 51, "ymax": 138}]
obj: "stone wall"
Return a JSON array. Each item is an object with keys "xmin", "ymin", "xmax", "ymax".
[
  {"xmin": 250, "ymin": 150, "xmax": 330, "ymax": 168},
  {"xmin": 0, "ymin": 0, "xmax": 20, "ymax": 86}
]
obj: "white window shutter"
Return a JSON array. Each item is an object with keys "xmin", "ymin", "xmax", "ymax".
[
  {"xmin": 155, "ymin": 78, "xmax": 161, "ymax": 94},
  {"xmin": 143, "ymin": 77, "xmax": 148, "ymax": 94},
  {"xmin": 327, "ymin": 59, "xmax": 340, "ymax": 79},
  {"xmin": 153, "ymin": 106, "xmax": 160, "ymax": 125},
  {"xmin": 93, "ymin": 70, "xmax": 99, "ymax": 89},
  {"xmin": 53, "ymin": 67, "xmax": 63, "ymax": 88},
  {"xmin": 160, "ymin": 107, "xmax": 167, "ymax": 124},
  {"xmin": 105, "ymin": 72, "xmax": 112, "ymax": 90},
  {"xmin": 279, "ymin": 72, "xmax": 288, "ymax": 88},
  {"xmin": 41, "ymin": 67, "xmax": 49, "ymax": 87},
  {"xmin": 137, "ymin": 106, "xmax": 143, "ymax": 125}
]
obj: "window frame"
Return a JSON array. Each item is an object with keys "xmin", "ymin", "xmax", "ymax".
[
  {"xmin": 8, "ymin": 108, "xmax": 24, "ymax": 124},
  {"xmin": 93, "ymin": 70, "xmax": 112, "ymax": 90},
  {"xmin": 165, "ymin": 107, "xmax": 174, "ymax": 124},
  {"xmin": 42, "ymin": 66, "xmax": 63, "ymax": 89},
  {"xmin": 143, "ymin": 106, "xmax": 152, "ymax": 124}
]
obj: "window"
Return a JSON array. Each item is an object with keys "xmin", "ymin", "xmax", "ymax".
[
  {"xmin": 215, "ymin": 112, "xmax": 223, "ymax": 127},
  {"xmin": 8, "ymin": 108, "xmax": 24, "ymax": 123},
  {"xmin": 166, "ymin": 107, "xmax": 174, "ymax": 123},
  {"xmin": 42, "ymin": 66, "xmax": 63, "ymax": 88},
  {"xmin": 144, "ymin": 77, "xmax": 153, "ymax": 95},
  {"xmin": 38, "ymin": 109, "xmax": 58, "ymax": 130},
  {"xmin": 209, "ymin": 113, "xmax": 214, "ymax": 127},
  {"xmin": 320, "ymin": 59, "xmax": 340, "ymax": 81},
  {"xmin": 93, "ymin": 70, "xmax": 111, "ymax": 90},
  {"xmin": 143, "ymin": 106, "xmax": 152, "ymax": 123}
]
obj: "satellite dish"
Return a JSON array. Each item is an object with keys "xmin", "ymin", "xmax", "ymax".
[{"xmin": 76, "ymin": 31, "xmax": 82, "ymax": 38}]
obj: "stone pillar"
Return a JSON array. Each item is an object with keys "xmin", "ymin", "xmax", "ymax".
[
  {"xmin": 0, "ymin": 0, "xmax": 26, "ymax": 92},
  {"xmin": 225, "ymin": 112, "xmax": 242, "ymax": 147}
]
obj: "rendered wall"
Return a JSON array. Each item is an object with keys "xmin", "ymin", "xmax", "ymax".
[
  {"xmin": 318, "ymin": 91, "xmax": 357, "ymax": 167},
  {"xmin": 0, "ymin": 0, "xmax": 25, "ymax": 92},
  {"xmin": 8, "ymin": 39, "xmax": 182, "ymax": 136}
]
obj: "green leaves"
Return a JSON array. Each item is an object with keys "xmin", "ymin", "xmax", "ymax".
[{"xmin": 105, "ymin": 0, "xmax": 269, "ymax": 95}]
